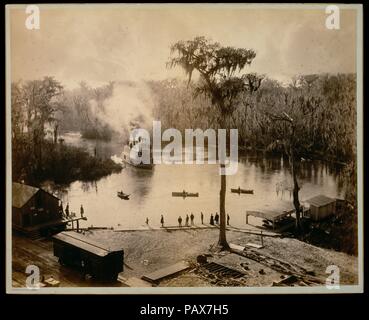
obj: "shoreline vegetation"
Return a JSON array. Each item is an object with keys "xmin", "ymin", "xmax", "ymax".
[
  {"xmin": 11, "ymin": 77, "xmax": 122, "ymax": 186},
  {"xmin": 11, "ymin": 70, "xmax": 358, "ymax": 256},
  {"xmin": 12, "ymin": 139, "xmax": 122, "ymax": 185}
]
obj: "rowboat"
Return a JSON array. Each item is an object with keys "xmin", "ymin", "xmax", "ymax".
[
  {"xmin": 117, "ymin": 191, "xmax": 130, "ymax": 200},
  {"xmin": 172, "ymin": 191, "xmax": 199, "ymax": 198},
  {"xmin": 231, "ymin": 187, "xmax": 254, "ymax": 194}
]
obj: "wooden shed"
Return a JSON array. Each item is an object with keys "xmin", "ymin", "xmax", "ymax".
[
  {"xmin": 53, "ymin": 232, "xmax": 124, "ymax": 281},
  {"xmin": 304, "ymin": 195, "xmax": 336, "ymax": 221},
  {"xmin": 12, "ymin": 182, "xmax": 66, "ymax": 238}
]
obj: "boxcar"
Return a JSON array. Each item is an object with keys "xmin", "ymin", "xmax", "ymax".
[{"xmin": 53, "ymin": 232, "xmax": 124, "ymax": 281}]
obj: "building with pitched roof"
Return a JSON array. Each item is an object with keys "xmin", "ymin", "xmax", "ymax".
[
  {"xmin": 12, "ymin": 182, "xmax": 67, "ymax": 238},
  {"xmin": 304, "ymin": 195, "xmax": 336, "ymax": 221}
]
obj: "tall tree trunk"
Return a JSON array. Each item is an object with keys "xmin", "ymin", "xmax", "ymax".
[
  {"xmin": 290, "ymin": 147, "xmax": 301, "ymax": 231},
  {"xmin": 217, "ymin": 114, "xmax": 230, "ymax": 250},
  {"xmin": 218, "ymin": 163, "xmax": 229, "ymax": 249},
  {"xmin": 54, "ymin": 124, "xmax": 58, "ymax": 144}
]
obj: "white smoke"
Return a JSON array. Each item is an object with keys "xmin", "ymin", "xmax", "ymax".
[{"xmin": 96, "ymin": 81, "xmax": 154, "ymax": 137}]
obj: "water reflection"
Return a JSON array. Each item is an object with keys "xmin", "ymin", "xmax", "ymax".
[
  {"xmin": 79, "ymin": 181, "xmax": 96, "ymax": 193},
  {"xmin": 123, "ymin": 167, "xmax": 154, "ymax": 203},
  {"xmin": 46, "ymin": 133, "xmax": 344, "ymax": 230}
]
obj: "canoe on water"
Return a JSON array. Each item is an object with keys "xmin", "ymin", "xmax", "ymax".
[
  {"xmin": 117, "ymin": 191, "xmax": 130, "ymax": 200},
  {"xmin": 172, "ymin": 191, "xmax": 199, "ymax": 197},
  {"xmin": 186, "ymin": 192, "xmax": 199, "ymax": 197},
  {"xmin": 231, "ymin": 188, "xmax": 254, "ymax": 194}
]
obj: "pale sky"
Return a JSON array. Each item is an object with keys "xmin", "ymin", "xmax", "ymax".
[{"xmin": 8, "ymin": 4, "xmax": 358, "ymax": 88}]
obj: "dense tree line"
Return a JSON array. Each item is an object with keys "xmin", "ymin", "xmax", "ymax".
[
  {"xmin": 57, "ymin": 81, "xmax": 115, "ymax": 140},
  {"xmin": 11, "ymin": 77, "xmax": 121, "ymax": 185},
  {"xmin": 150, "ymin": 74, "xmax": 356, "ymax": 164}
]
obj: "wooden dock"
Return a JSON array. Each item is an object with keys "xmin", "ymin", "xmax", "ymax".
[
  {"xmin": 246, "ymin": 209, "xmax": 295, "ymax": 231},
  {"xmin": 65, "ymin": 216, "xmax": 87, "ymax": 232}
]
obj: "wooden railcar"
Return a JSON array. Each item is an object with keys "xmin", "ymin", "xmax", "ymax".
[{"xmin": 53, "ymin": 232, "xmax": 124, "ymax": 281}]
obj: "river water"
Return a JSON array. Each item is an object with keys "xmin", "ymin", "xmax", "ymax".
[{"xmin": 43, "ymin": 132, "xmax": 344, "ymax": 229}]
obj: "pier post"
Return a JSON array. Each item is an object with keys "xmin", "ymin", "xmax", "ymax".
[{"xmin": 260, "ymin": 231, "xmax": 264, "ymax": 247}]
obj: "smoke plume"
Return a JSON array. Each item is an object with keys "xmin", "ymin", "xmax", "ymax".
[{"xmin": 97, "ymin": 81, "xmax": 154, "ymax": 139}]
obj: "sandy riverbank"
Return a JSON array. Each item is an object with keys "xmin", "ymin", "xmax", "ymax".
[
  {"xmin": 82, "ymin": 228, "xmax": 358, "ymax": 285},
  {"xmin": 12, "ymin": 228, "xmax": 358, "ymax": 288}
]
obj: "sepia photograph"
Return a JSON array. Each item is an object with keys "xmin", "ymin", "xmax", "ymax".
[{"xmin": 5, "ymin": 3, "xmax": 363, "ymax": 294}]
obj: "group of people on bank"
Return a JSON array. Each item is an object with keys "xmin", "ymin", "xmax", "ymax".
[
  {"xmin": 58, "ymin": 201, "xmax": 85, "ymax": 220},
  {"xmin": 146, "ymin": 212, "xmax": 231, "ymax": 228}
]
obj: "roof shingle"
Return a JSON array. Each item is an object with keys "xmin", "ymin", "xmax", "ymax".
[
  {"xmin": 305, "ymin": 195, "xmax": 335, "ymax": 207},
  {"xmin": 12, "ymin": 182, "xmax": 40, "ymax": 208}
]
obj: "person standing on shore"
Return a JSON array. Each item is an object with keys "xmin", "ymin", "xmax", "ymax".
[
  {"xmin": 160, "ymin": 215, "xmax": 164, "ymax": 227},
  {"xmin": 59, "ymin": 201, "xmax": 64, "ymax": 217},
  {"xmin": 146, "ymin": 217, "xmax": 149, "ymax": 225},
  {"xmin": 201, "ymin": 212, "xmax": 204, "ymax": 224},
  {"xmin": 215, "ymin": 212, "xmax": 219, "ymax": 224},
  {"xmin": 210, "ymin": 214, "xmax": 214, "ymax": 225},
  {"xmin": 185, "ymin": 214, "xmax": 189, "ymax": 227},
  {"xmin": 190, "ymin": 213, "xmax": 194, "ymax": 226},
  {"xmin": 80, "ymin": 205, "xmax": 84, "ymax": 218},
  {"xmin": 65, "ymin": 203, "xmax": 70, "ymax": 218},
  {"xmin": 178, "ymin": 216, "xmax": 182, "ymax": 227},
  {"xmin": 227, "ymin": 214, "xmax": 230, "ymax": 226}
]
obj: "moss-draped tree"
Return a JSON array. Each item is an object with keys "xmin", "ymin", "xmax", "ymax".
[{"xmin": 168, "ymin": 36, "xmax": 257, "ymax": 249}]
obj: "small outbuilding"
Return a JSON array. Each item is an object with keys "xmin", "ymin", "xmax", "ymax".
[
  {"xmin": 304, "ymin": 195, "xmax": 336, "ymax": 221},
  {"xmin": 12, "ymin": 182, "xmax": 66, "ymax": 238}
]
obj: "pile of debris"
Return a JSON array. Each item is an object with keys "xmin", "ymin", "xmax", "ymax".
[
  {"xmin": 231, "ymin": 248, "xmax": 323, "ymax": 286},
  {"xmin": 192, "ymin": 254, "xmax": 246, "ymax": 286}
]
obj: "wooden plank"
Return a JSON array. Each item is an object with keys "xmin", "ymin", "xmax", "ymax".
[
  {"xmin": 44, "ymin": 277, "xmax": 60, "ymax": 287},
  {"xmin": 226, "ymin": 226, "xmax": 280, "ymax": 237},
  {"xmin": 124, "ymin": 277, "xmax": 153, "ymax": 287},
  {"xmin": 229, "ymin": 243, "xmax": 245, "ymax": 251},
  {"xmin": 141, "ymin": 261, "xmax": 190, "ymax": 283},
  {"xmin": 245, "ymin": 242, "xmax": 264, "ymax": 249}
]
